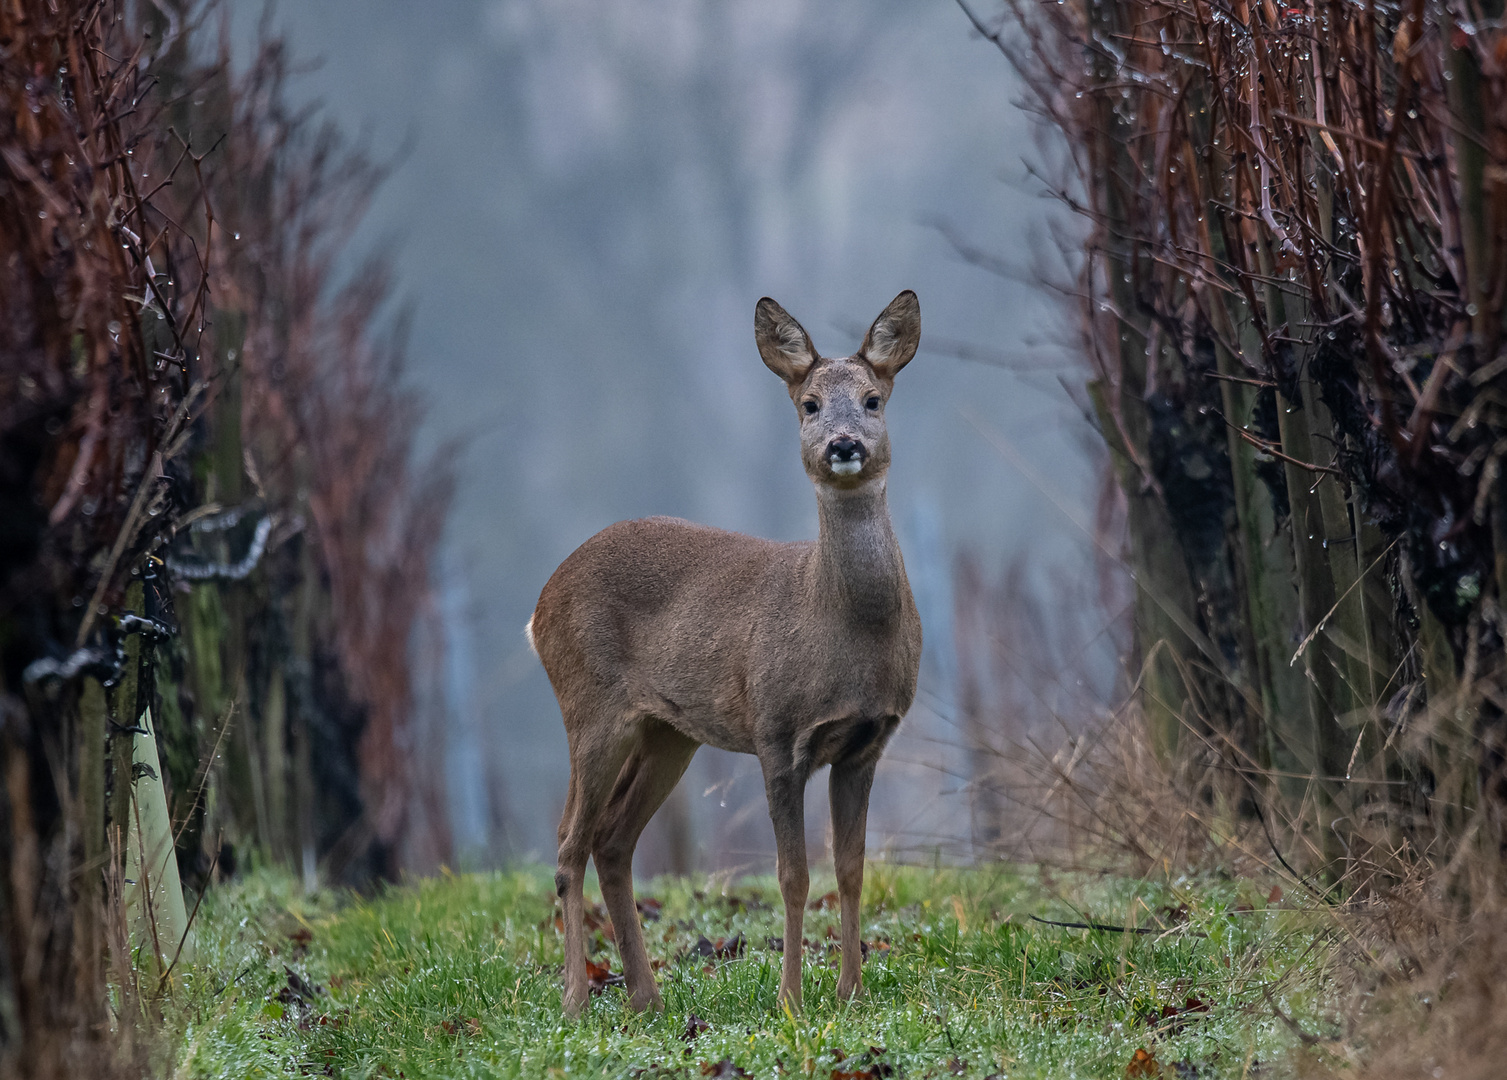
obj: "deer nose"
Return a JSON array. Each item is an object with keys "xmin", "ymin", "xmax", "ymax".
[{"xmin": 827, "ymin": 437, "xmax": 866, "ymax": 464}]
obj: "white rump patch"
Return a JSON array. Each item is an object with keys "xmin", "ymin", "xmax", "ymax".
[
  {"xmin": 830, "ymin": 458, "xmax": 864, "ymax": 476},
  {"xmin": 524, "ymin": 615, "xmax": 537, "ymax": 655}
]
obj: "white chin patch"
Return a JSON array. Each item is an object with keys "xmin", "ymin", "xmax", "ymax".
[{"xmin": 829, "ymin": 458, "xmax": 864, "ymax": 476}]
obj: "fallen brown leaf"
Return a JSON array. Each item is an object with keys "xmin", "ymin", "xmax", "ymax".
[
  {"xmin": 585, "ymin": 958, "xmax": 624, "ymax": 995},
  {"xmin": 1156, "ymin": 903, "xmax": 1189, "ymax": 926},
  {"xmin": 685, "ymin": 934, "xmax": 745, "ymax": 962},
  {"xmin": 1146, "ymin": 995, "xmax": 1211, "ymax": 1034}
]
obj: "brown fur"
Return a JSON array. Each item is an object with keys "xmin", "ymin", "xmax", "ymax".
[{"xmin": 531, "ymin": 291, "xmax": 924, "ymax": 1014}]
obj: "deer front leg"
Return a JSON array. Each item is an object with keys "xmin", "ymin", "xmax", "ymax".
[
  {"xmin": 830, "ymin": 758, "xmax": 876, "ymax": 1000},
  {"xmin": 764, "ymin": 768, "xmax": 808, "ymax": 1011}
]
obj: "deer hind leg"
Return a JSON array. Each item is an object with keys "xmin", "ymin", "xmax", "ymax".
[
  {"xmin": 556, "ymin": 715, "xmax": 634, "ymax": 1017},
  {"xmin": 829, "ymin": 758, "xmax": 876, "ymax": 1000},
  {"xmin": 592, "ymin": 719, "xmax": 698, "ymax": 1012}
]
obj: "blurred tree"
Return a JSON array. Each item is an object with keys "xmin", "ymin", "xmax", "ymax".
[
  {"xmin": 976, "ymin": 0, "xmax": 1507, "ymax": 888},
  {"xmin": 0, "ymin": 2, "xmax": 451, "ymax": 1074}
]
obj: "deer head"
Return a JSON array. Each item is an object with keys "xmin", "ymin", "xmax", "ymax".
[{"xmin": 755, "ymin": 290, "xmax": 921, "ymax": 489}]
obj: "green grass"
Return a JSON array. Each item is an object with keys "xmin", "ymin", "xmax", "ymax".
[{"xmin": 168, "ymin": 863, "xmax": 1337, "ymax": 1079}]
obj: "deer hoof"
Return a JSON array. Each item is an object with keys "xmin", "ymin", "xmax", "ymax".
[
  {"xmin": 837, "ymin": 976, "xmax": 864, "ymax": 1001},
  {"xmin": 629, "ymin": 983, "xmax": 664, "ymax": 1012}
]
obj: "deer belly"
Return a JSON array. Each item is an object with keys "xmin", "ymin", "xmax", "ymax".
[{"xmin": 632, "ymin": 681, "xmax": 757, "ymax": 755}]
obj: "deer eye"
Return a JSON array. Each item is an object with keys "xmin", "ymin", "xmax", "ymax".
[
  {"xmin": 802, "ymin": 400, "xmax": 819, "ymax": 416},
  {"xmin": 865, "ymin": 395, "xmax": 881, "ymax": 411}
]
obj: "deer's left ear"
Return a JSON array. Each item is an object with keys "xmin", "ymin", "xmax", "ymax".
[{"xmin": 859, "ymin": 290, "xmax": 920, "ymax": 379}]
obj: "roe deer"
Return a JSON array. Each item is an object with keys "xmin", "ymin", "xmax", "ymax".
[{"xmin": 529, "ymin": 291, "xmax": 923, "ymax": 1015}]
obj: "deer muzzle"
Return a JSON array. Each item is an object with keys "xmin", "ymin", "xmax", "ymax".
[{"xmin": 826, "ymin": 437, "xmax": 867, "ymax": 476}]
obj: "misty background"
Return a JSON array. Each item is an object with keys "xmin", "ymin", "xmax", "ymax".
[{"xmin": 231, "ymin": 0, "xmax": 1107, "ymax": 873}]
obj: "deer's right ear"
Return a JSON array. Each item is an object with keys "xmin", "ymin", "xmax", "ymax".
[{"xmin": 755, "ymin": 297, "xmax": 818, "ymax": 384}]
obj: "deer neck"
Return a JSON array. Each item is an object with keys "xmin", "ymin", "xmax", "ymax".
[{"xmin": 811, "ymin": 480, "xmax": 906, "ymax": 622}]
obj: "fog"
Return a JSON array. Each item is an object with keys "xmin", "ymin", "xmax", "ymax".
[{"xmin": 237, "ymin": 0, "xmax": 1101, "ymax": 872}]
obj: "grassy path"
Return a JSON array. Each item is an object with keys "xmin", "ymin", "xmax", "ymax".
[{"xmin": 170, "ymin": 864, "xmax": 1334, "ymax": 1078}]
